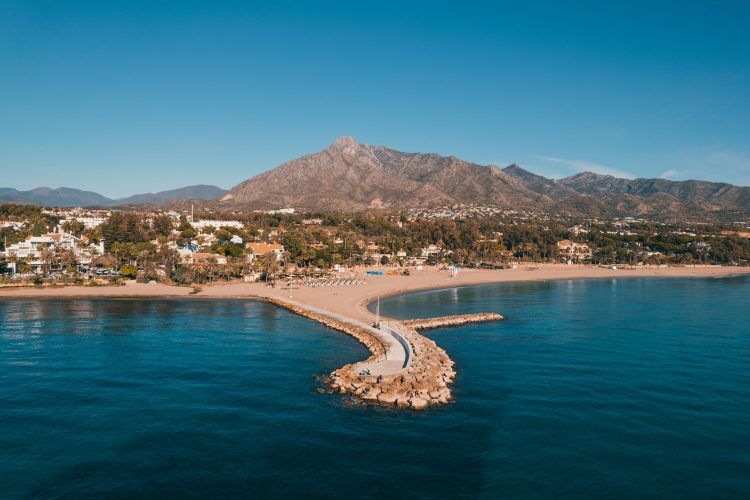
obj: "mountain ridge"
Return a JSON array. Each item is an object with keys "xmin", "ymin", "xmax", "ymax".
[
  {"xmin": 223, "ymin": 137, "xmax": 750, "ymax": 220},
  {"xmin": 0, "ymin": 185, "xmax": 227, "ymax": 208},
  {"xmin": 3, "ymin": 137, "xmax": 749, "ymax": 220}
]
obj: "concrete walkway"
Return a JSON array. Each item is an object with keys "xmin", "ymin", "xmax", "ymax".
[{"xmin": 273, "ymin": 296, "xmax": 410, "ymax": 376}]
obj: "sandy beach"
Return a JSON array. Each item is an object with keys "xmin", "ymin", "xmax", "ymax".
[{"xmin": 1, "ymin": 264, "xmax": 747, "ymax": 323}]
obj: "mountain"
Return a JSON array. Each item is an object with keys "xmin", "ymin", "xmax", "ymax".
[
  {"xmin": 0, "ymin": 187, "xmax": 113, "ymax": 207},
  {"xmin": 5, "ymin": 138, "xmax": 749, "ymax": 220},
  {"xmin": 223, "ymin": 136, "xmax": 543, "ymax": 211},
  {"xmin": 0, "ymin": 185, "xmax": 227, "ymax": 207},
  {"xmin": 115, "ymin": 185, "xmax": 228, "ymax": 206},
  {"xmin": 501, "ymin": 165, "xmax": 614, "ymax": 218},
  {"xmin": 223, "ymin": 137, "xmax": 750, "ymax": 220},
  {"xmin": 559, "ymin": 172, "xmax": 750, "ymax": 219}
]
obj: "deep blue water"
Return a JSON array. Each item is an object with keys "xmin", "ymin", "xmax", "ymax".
[{"xmin": 1, "ymin": 277, "xmax": 750, "ymax": 498}]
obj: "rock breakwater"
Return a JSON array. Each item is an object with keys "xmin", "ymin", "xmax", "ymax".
[
  {"xmin": 261, "ymin": 297, "xmax": 501, "ymax": 410},
  {"xmin": 328, "ymin": 322, "xmax": 456, "ymax": 410},
  {"xmin": 404, "ymin": 312, "xmax": 504, "ymax": 330}
]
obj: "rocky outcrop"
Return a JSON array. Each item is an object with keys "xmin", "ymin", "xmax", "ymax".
[{"xmin": 328, "ymin": 323, "xmax": 455, "ymax": 409}]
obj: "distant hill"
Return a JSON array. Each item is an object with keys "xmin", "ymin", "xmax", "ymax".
[
  {"xmin": 556, "ymin": 172, "xmax": 750, "ymax": 220},
  {"xmin": 0, "ymin": 187, "xmax": 112, "ymax": 207},
  {"xmin": 0, "ymin": 185, "xmax": 227, "ymax": 208},
  {"xmin": 115, "ymin": 185, "xmax": 228, "ymax": 206}
]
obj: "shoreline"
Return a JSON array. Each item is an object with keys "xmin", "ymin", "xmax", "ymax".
[
  {"xmin": 352, "ymin": 265, "xmax": 750, "ymax": 318},
  {"xmin": 1, "ymin": 265, "xmax": 746, "ymax": 305}
]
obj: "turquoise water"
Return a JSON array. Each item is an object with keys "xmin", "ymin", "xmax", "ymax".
[{"xmin": 1, "ymin": 277, "xmax": 750, "ymax": 498}]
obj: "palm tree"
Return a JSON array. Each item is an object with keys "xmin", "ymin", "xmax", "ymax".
[
  {"xmin": 39, "ymin": 246, "xmax": 57, "ymax": 275},
  {"xmin": 59, "ymin": 248, "xmax": 78, "ymax": 273},
  {"xmin": 259, "ymin": 252, "xmax": 279, "ymax": 282}
]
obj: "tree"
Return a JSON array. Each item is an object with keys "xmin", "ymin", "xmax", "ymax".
[
  {"xmin": 101, "ymin": 212, "xmax": 146, "ymax": 250},
  {"xmin": 156, "ymin": 245, "xmax": 180, "ymax": 276},
  {"xmin": 62, "ymin": 220, "xmax": 86, "ymax": 237},
  {"xmin": 171, "ymin": 264, "xmax": 191, "ymax": 284},
  {"xmin": 226, "ymin": 256, "xmax": 249, "ymax": 279},
  {"xmin": 59, "ymin": 249, "xmax": 78, "ymax": 273},
  {"xmin": 212, "ymin": 242, "xmax": 244, "ymax": 258},
  {"xmin": 178, "ymin": 227, "xmax": 197, "ymax": 244},
  {"xmin": 259, "ymin": 252, "xmax": 279, "ymax": 281},
  {"xmin": 177, "ymin": 218, "xmax": 193, "ymax": 232},
  {"xmin": 39, "ymin": 246, "xmax": 57, "ymax": 275},
  {"xmin": 152, "ymin": 215, "xmax": 173, "ymax": 237},
  {"xmin": 280, "ymin": 231, "xmax": 304, "ymax": 261},
  {"xmin": 119, "ymin": 265, "xmax": 137, "ymax": 279}
]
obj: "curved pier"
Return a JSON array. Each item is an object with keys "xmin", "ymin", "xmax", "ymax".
[{"xmin": 265, "ymin": 296, "xmax": 504, "ymax": 409}]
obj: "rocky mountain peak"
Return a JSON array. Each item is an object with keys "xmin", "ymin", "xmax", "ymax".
[
  {"xmin": 220, "ymin": 138, "xmax": 750, "ymax": 220},
  {"xmin": 327, "ymin": 136, "xmax": 362, "ymax": 154}
]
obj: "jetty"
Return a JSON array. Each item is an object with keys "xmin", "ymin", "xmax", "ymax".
[
  {"xmin": 404, "ymin": 312, "xmax": 505, "ymax": 330},
  {"xmin": 264, "ymin": 296, "xmax": 504, "ymax": 410}
]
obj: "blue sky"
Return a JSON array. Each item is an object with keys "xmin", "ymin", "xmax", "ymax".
[{"xmin": 1, "ymin": 0, "xmax": 749, "ymax": 197}]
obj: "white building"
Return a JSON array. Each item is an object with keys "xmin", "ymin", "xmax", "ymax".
[
  {"xmin": 3, "ymin": 232, "xmax": 85, "ymax": 271},
  {"xmin": 266, "ymin": 208, "xmax": 295, "ymax": 215},
  {"xmin": 192, "ymin": 220, "xmax": 244, "ymax": 230},
  {"xmin": 4, "ymin": 233, "xmax": 81, "ymax": 260},
  {"xmin": 420, "ymin": 244, "xmax": 443, "ymax": 258},
  {"xmin": 62, "ymin": 216, "xmax": 107, "ymax": 229}
]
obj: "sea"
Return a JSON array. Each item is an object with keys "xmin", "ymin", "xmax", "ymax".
[{"xmin": 1, "ymin": 276, "xmax": 749, "ymax": 498}]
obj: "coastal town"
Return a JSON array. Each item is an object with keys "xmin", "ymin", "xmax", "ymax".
[
  {"xmin": 1, "ymin": 202, "xmax": 749, "ymax": 286},
  {"xmin": 5, "ymin": 200, "xmax": 749, "ymax": 410}
]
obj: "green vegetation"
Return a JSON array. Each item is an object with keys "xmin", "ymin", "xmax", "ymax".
[{"xmin": 2, "ymin": 201, "xmax": 749, "ymax": 287}]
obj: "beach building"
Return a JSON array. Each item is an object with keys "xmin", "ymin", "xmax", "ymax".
[
  {"xmin": 247, "ymin": 243, "xmax": 285, "ymax": 262},
  {"xmin": 4, "ymin": 232, "xmax": 81, "ymax": 260},
  {"xmin": 183, "ymin": 252, "xmax": 228, "ymax": 265},
  {"xmin": 2, "ymin": 231, "xmax": 87, "ymax": 272},
  {"xmin": 557, "ymin": 240, "xmax": 593, "ymax": 263},
  {"xmin": 420, "ymin": 244, "xmax": 449, "ymax": 259}
]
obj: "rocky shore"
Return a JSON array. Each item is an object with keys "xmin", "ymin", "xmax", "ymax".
[
  {"xmin": 329, "ymin": 313, "xmax": 504, "ymax": 409},
  {"xmin": 250, "ymin": 297, "xmax": 503, "ymax": 410},
  {"xmin": 261, "ymin": 297, "xmax": 506, "ymax": 410},
  {"xmin": 328, "ymin": 322, "xmax": 455, "ymax": 410}
]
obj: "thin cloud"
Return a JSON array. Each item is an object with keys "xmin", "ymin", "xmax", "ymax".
[
  {"xmin": 659, "ymin": 168, "xmax": 681, "ymax": 180},
  {"xmin": 537, "ymin": 156, "xmax": 635, "ymax": 179},
  {"xmin": 664, "ymin": 149, "xmax": 750, "ymax": 186}
]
